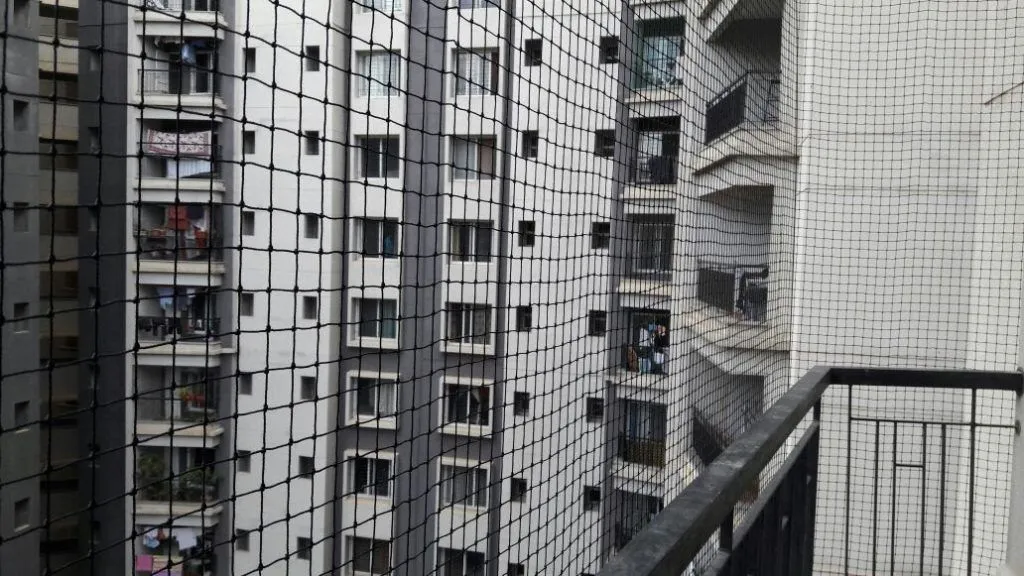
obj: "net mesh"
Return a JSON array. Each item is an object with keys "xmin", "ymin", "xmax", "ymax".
[{"xmin": 2, "ymin": 0, "xmax": 1022, "ymax": 575}]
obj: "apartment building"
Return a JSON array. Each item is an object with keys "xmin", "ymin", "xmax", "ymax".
[
  {"xmin": 2, "ymin": 0, "xmax": 42, "ymax": 575},
  {"xmin": 38, "ymin": 0, "xmax": 84, "ymax": 572}
]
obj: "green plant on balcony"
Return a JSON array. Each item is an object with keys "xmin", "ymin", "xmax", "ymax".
[
  {"xmin": 136, "ymin": 452, "xmax": 172, "ymax": 500},
  {"xmin": 175, "ymin": 467, "xmax": 217, "ymax": 502}
]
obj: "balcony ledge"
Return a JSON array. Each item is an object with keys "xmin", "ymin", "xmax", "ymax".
[
  {"xmin": 693, "ymin": 124, "xmax": 795, "ymax": 175},
  {"xmin": 136, "ymin": 259, "xmax": 226, "ymax": 276},
  {"xmin": 680, "ymin": 306, "xmax": 788, "ymax": 352},
  {"xmin": 132, "ymin": 10, "xmax": 228, "ymax": 38},
  {"xmin": 135, "ymin": 93, "xmax": 228, "ymax": 113},
  {"xmin": 617, "ymin": 277, "xmax": 672, "ymax": 297},
  {"xmin": 136, "ymin": 420, "xmax": 224, "ymax": 447},
  {"xmin": 134, "ymin": 500, "xmax": 223, "ymax": 527},
  {"xmin": 622, "ymin": 184, "xmax": 677, "ymax": 202}
]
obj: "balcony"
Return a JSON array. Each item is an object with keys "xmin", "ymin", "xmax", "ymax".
[
  {"xmin": 139, "ymin": 67, "xmax": 225, "ymax": 109},
  {"xmin": 600, "ymin": 367, "xmax": 1021, "ymax": 576},
  {"xmin": 135, "ymin": 447, "xmax": 221, "ymax": 525},
  {"xmin": 136, "ymin": 395, "xmax": 223, "ymax": 447},
  {"xmin": 135, "ymin": 203, "xmax": 224, "ymax": 278},
  {"xmin": 631, "ymin": 17, "xmax": 684, "ymax": 97},
  {"xmin": 137, "ymin": 127, "xmax": 224, "ymax": 200},
  {"xmin": 697, "ymin": 71, "xmax": 793, "ymax": 172},
  {"xmin": 136, "ymin": 0, "xmax": 226, "ymax": 38},
  {"xmin": 618, "ymin": 436, "xmax": 667, "ymax": 468},
  {"xmin": 696, "ymin": 261, "xmax": 768, "ymax": 323},
  {"xmin": 626, "ymin": 118, "xmax": 680, "ymax": 192}
]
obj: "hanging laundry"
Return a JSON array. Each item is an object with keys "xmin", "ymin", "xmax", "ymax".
[
  {"xmin": 135, "ymin": 554, "xmax": 155, "ymax": 571},
  {"xmin": 174, "ymin": 527, "xmax": 199, "ymax": 551},
  {"xmin": 142, "ymin": 527, "xmax": 160, "ymax": 549},
  {"xmin": 180, "ymin": 42, "xmax": 197, "ymax": 65},
  {"xmin": 167, "ymin": 206, "xmax": 190, "ymax": 231},
  {"xmin": 166, "ymin": 158, "xmax": 214, "ymax": 179},
  {"xmin": 144, "ymin": 130, "xmax": 212, "ymax": 159},
  {"xmin": 156, "ymin": 287, "xmax": 175, "ymax": 311}
]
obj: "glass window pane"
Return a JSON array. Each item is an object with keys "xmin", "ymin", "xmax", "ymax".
[
  {"xmin": 474, "ymin": 224, "xmax": 491, "ymax": 262},
  {"xmin": 352, "ymin": 538, "xmax": 372, "ymax": 572},
  {"xmin": 362, "ymin": 220, "xmax": 381, "ymax": 256},
  {"xmin": 359, "ymin": 299, "xmax": 378, "ymax": 337},
  {"xmin": 380, "ymin": 300, "xmax": 397, "ymax": 339},
  {"xmin": 382, "ymin": 221, "xmax": 399, "ymax": 257},
  {"xmin": 356, "ymin": 378, "xmax": 376, "ymax": 415},
  {"xmin": 452, "ymin": 139, "xmax": 473, "ymax": 179},
  {"xmin": 362, "ymin": 139, "xmax": 382, "ymax": 178}
]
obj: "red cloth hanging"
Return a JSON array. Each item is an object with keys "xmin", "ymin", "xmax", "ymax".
[{"xmin": 166, "ymin": 206, "xmax": 189, "ymax": 231}]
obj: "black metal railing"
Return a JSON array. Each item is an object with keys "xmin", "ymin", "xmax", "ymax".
[
  {"xmin": 630, "ymin": 154, "xmax": 677, "ymax": 185},
  {"xmin": 136, "ymin": 396, "xmax": 220, "ymax": 423},
  {"xmin": 140, "ymin": 67, "xmax": 222, "ymax": 97},
  {"xmin": 618, "ymin": 436, "xmax": 667, "ymax": 468},
  {"xmin": 696, "ymin": 262, "xmax": 769, "ymax": 322},
  {"xmin": 136, "ymin": 467, "xmax": 218, "ymax": 503},
  {"xmin": 137, "ymin": 316, "xmax": 222, "ymax": 343},
  {"xmin": 599, "ymin": 367, "xmax": 1022, "ymax": 576},
  {"xmin": 142, "ymin": 0, "xmax": 220, "ymax": 12},
  {"xmin": 704, "ymin": 71, "xmax": 781, "ymax": 144},
  {"xmin": 136, "ymin": 230, "xmax": 224, "ymax": 262}
]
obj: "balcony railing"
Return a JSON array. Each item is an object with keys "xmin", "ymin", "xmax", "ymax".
[
  {"xmin": 136, "ymin": 467, "xmax": 218, "ymax": 503},
  {"xmin": 618, "ymin": 436, "xmax": 667, "ymax": 468},
  {"xmin": 633, "ymin": 55, "xmax": 682, "ymax": 91},
  {"xmin": 137, "ymin": 316, "xmax": 222, "ymax": 343},
  {"xmin": 600, "ymin": 367, "xmax": 1021, "ymax": 576},
  {"xmin": 704, "ymin": 71, "xmax": 781, "ymax": 144},
  {"xmin": 142, "ymin": 0, "xmax": 220, "ymax": 12},
  {"xmin": 137, "ymin": 229, "xmax": 223, "ymax": 262},
  {"xmin": 140, "ymin": 68, "xmax": 221, "ymax": 97},
  {"xmin": 137, "ymin": 396, "xmax": 219, "ymax": 423},
  {"xmin": 620, "ymin": 344, "xmax": 668, "ymax": 375},
  {"xmin": 697, "ymin": 261, "xmax": 768, "ymax": 322},
  {"xmin": 630, "ymin": 154, "xmax": 677, "ymax": 185}
]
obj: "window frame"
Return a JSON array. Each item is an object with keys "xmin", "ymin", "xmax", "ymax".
[
  {"xmin": 451, "ymin": 135, "xmax": 497, "ymax": 181},
  {"xmin": 347, "ymin": 454, "xmax": 394, "ymax": 498},
  {"xmin": 442, "ymin": 379, "xmax": 493, "ymax": 433},
  {"xmin": 356, "ymin": 50, "xmax": 401, "ymax": 98},
  {"xmin": 439, "ymin": 463, "xmax": 489, "ymax": 509},
  {"xmin": 349, "ymin": 372, "xmax": 399, "ymax": 424},
  {"xmin": 448, "ymin": 219, "xmax": 493, "ymax": 263},
  {"xmin": 445, "ymin": 302, "xmax": 494, "ymax": 348},
  {"xmin": 356, "ymin": 135, "xmax": 401, "ymax": 179},
  {"xmin": 353, "ymin": 218, "xmax": 400, "ymax": 258},
  {"xmin": 351, "ymin": 297, "xmax": 399, "ymax": 345},
  {"xmin": 453, "ymin": 48, "xmax": 500, "ymax": 96},
  {"xmin": 523, "ymin": 38, "xmax": 543, "ymax": 66},
  {"xmin": 438, "ymin": 547, "xmax": 487, "ymax": 576},
  {"xmin": 347, "ymin": 536, "xmax": 392, "ymax": 575}
]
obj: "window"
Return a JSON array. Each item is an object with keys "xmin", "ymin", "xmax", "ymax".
[
  {"xmin": 523, "ymin": 39, "xmax": 543, "ymax": 66},
  {"xmin": 507, "ymin": 564, "xmax": 526, "ymax": 576},
  {"xmin": 241, "ymin": 211, "xmax": 256, "ymax": 235},
  {"xmin": 621, "ymin": 401, "xmax": 668, "ymax": 467},
  {"xmin": 13, "ymin": 99, "xmax": 29, "ymax": 131},
  {"xmin": 585, "ymin": 398, "xmax": 604, "ymax": 422},
  {"xmin": 304, "ymin": 214, "xmax": 320, "ymax": 239},
  {"xmin": 39, "ymin": 71, "xmax": 79, "ymax": 99},
  {"xmin": 517, "ymin": 221, "xmax": 536, "ymax": 247},
  {"xmin": 239, "ymin": 293, "xmax": 255, "ymax": 317},
  {"xmin": 298, "ymin": 456, "xmax": 314, "ymax": 478},
  {"xmin": 40, "ymin": 206, "xmax": 78, "ymax": 235},
  {"xmin": 354, "ymin": 377, "xmax": 397, "ymax": 418},
  {"xmin": 599, "ymin": 36, "xmax": 618, "ymax": 63},
  {"xmin": 445, "ymin": 384, "xmax": 490, "ymax": 426},
  {"xmin": 584, "ymin": 486, "xmax": 601, "ymax": 511},
  {"xmin": 521, "ymin": 130, "xmax": 539, "ymax": 158},
  {"xmin": 304, "ymin": 130, "xmax": 320, "ymax": 156},
  {"xmin": 454, "ymin": 49, "xmax": 499, "ymax": 96},
  {"xmin": 447, "ymin": 303, "xmax": 492, "ymax": 345},
  {"xmin": 513, "ymin": 392, "xmax": 530, "ymax": 416},
  {"xmin": 349, "ymin": 537, "xmax": 391, "ymax": 575},
  {"xmin": 302, "ymin": 296, "xmax": 318, "ymax": 320},
  {"xmin": 13, "ymin": 0, "xmax": 29, "ymax": 27},
  {"xmin": 14, "ymin": 498, "xmax": 30, "ymax": 530},
  {"xmin": 300, "ymin": 376, "xmax": 317, "ymax": 400},
  {"xmin": 439, "ymin": 548, "xmax": 486, "ymax": 576},
  {"xmin": 449, "ymin": 220, "xmax": 492, "ymax": 262},
  {"xmin": 239, "ymin": 373, "xmax": 253, "ymax": 395},
  {"xmin": 592, "ymin": 222, "xmax": 610, "ymax": 249},
  {"xmin": 39, "ymin": 140, "xmax": 78, "ymax": 171},
  {"xmin": 354, "ymin": 218, "xmax": 399, "ymax": 258},
  {"xmin": 12, "ymin": 302, "xmax": 29, "ymax": 333},
  {"xmin": 236, "ymin": 450, "xmax": 251, "ymax": 473},
  {"xmin": 243, "ymin": 130, "xmax": 256, "ymax": 155},
  {"xmin": 629, "ymin": 215, "xmax": 674, "ymax": 274},
  {"xmin": 351, "ymin": 456, "xmax": 391, "ymax": 497},
  {"xmin": 510, "ymin": 477, "xmax": 528, "ymax": 502},
  {"xmin": 14, "ymin": 401, "xmax": 29, "ymax": 427},
  {"xmin": 354, "ymin": 298, "xmax": 399, "ymax": 340},
  {"xmin": 588, "ymin": 310, "xmax": 607, "ymax": 335},
  {"xmin": 357, "ymin": 0, "xmax": 403, "ymax": 14},
  {"xmin": 235, "ymin": 529, "xmax": 250, "ymax": 551},
  {"xmin": 357, "ymin": 136, "xmax": 401, "ymax": 178},
  {"xmin": 452, "ymin": 136, "xmax": 496, "ymax": 180},
  {"xmin": 594, "ymin": 130, "xmax": 615, "ymax": 157},
  {"xmin": 12, "ymin": 202, "xmax": 29, "ymax": 233},
  {"xmin": 441, "ymin": 465, "xmax": 488, "ymax": 507},
  {"xmin": 357, "ymin": 51, "xmax": 401, "ymax": 98},
  {"xmin": 244, "ymin": 47, "xmax": 256, "ymax": 73},
  {"xmin": 304, "ymin": 45, "xmax": 320, "ymax": 71},
  {"xmin": 296, "ymin": 537, "xmax": 312, "ymax": 560},
  {"xmin": 515, "ymin": 306, "xmax": 532, "ymax": 332}
]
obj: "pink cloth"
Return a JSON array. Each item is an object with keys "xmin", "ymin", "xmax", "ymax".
[
  {"xmin": 144, "ymin": 129, "xmax": 212, "ymax": 159},
  {"xmin": 135, "ymin": 555, "xmax": 154, "ymax": 571}
]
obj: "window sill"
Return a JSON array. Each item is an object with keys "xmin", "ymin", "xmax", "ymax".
[
  {"xmin": 348, "ymin": 337, "xmax": 400, "ymax": 351},
  {"xmin": 444, "ymin": 503, "xmax": 487, "ymax": 516},
  {"xmin": 347, "ymin": 414, "xmax": 398, "ymax": 430},
  {"xmin": 440, "ymin": 422, "xmax": 491, "ymax": 437},
  {"xmin": 441, "ymin": 342, "xmax": 494, "ymax": 356}
]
